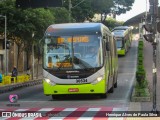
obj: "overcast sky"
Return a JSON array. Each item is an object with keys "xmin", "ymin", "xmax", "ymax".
[{"xmin": 116, "ymin": 0, "xmax": 150, "ymax": 21}]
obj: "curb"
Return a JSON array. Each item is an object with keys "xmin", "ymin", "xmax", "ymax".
[{"xmin": 0, "ymin": 79, "xmax": 43, "ymax": 94}]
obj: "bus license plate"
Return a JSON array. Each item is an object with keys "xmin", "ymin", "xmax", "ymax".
[{"xmin": 68, "ymin": 88, "xmax": 79, "ymax": 92}]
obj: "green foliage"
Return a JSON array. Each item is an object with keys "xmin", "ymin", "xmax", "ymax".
[
  {"xmin": 90, "ymin": 0, "xmax": 113, "ymax": 14},
  {"xmin": 103, "ymin": 18, "xmax": 124, "ymax": 30},
  {"xmin": 136, "ymin": 69, "xmax": 146, "ymax": 85},
  {"xmin": 49, "ymin": 8, "xmax": 69, "ymax": 23},
  {"xmin": 135, "ymin": 80, "xmax": 148, "ymax": 97},
  {"xmin": 138, "ymin": 53, "xmax": 143, "ymax": 58},
  {"xmin": 0, "ymin": 0, "xmax": 56, "ymax": 66},
  {"xmin": 136, "ymin": 40, "xmax": 147, "ymax": 89},
  {"xmin": 137, "ymin": 58, "xmax": 143, "ymax": 65},
  {"xmin": 114, "ymin": 0, "xmax": 135, "ymax": 15},
  {"xmin": 63, "ymin": 0, "xmax": 134, "ymax": 22},
  {"xmin": 139, "ymin": 41, "xmax": 144, "ymax": 45}
]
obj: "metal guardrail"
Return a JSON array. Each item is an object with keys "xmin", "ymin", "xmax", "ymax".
[{"xmin": 0, "ymin": 75, "xmax": 43, "ymax": 94}]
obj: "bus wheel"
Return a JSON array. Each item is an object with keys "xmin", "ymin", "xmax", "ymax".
[
  {"xmin": 114, "ymin": 82, "xmax": 117, "ymax": 88},
  {"xmin": 114, "ymin": 73, "xmax": 118, "ymax": 88},
  {"xmin": 52, "ymin": 95, "xmax": 60, "ymax": 100},
  {"xmin": 52, "ymin": 95, "xmax": 55, "ymax": 100},
  {"xmin": 100, "ymin": 93, "xmax": 107, "ymax": 98},
  {"xmin": 109, "ymin": 86, "xmax": 114, "ymax": 93}
]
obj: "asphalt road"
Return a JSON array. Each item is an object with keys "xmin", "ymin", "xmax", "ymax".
[{"xmin": 0, "ymin": 40, "xmax": 138, "ymax": 108}]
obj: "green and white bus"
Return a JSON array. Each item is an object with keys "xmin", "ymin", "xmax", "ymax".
[
  {"xmin": 42, "ymin": 23, "xmax": 118, "ymax": 99},
  {"xmin": 112, "ymin": 26, "xmax": 132, "ymax": 55}
]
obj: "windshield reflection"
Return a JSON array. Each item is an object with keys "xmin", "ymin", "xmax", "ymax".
[{"xmin": 43, "ymin": 35, "xmax": 103, "ymax": 70}]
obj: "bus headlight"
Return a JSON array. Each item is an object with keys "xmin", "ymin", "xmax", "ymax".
[
  {"xmin": 91, "ymin": 75, "xmax": 104, "ymax": 85},
  {"xmin": 44, "ymin": 78, "xmax": 56, "ymax": 86}
]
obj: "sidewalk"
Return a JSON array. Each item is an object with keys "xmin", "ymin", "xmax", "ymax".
[
  {"xmin": 127, "ymin": 39, "xmax": 160, "ymax": 111},
  {"xmin": 139, "ymin": 40, "xmax": 160, "ymax": 111}
]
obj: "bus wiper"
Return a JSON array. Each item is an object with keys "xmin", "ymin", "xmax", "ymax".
[{"xmin": 73, "ymin": 56, "xmax": 91, "ymax": 71}]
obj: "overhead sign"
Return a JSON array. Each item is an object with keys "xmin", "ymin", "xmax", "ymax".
[{"xmin": 16, "ymin": 0, "xmax": 63, "ymax": 8}]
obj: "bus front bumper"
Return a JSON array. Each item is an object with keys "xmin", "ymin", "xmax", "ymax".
[
  {"xmin": 43, "ymin": 79, "xmax": 106, "ymax": 95},
  {"xmin": 117, "ymin": 49, "xmax": 125, "ymax": 55}
]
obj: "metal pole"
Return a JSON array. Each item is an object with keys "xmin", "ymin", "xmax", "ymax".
[
  {"xmin": 151, "ymin": 0, "xmax": 158, "ymax": 113},
  {"xmin": 32, "ymin": 33, "xmax": 35, "ymax": 80},
  {"xmin": 5, "ymin": 16, "xmax": 8, "ymax": 75},
  {"xmin": 32, "ymin": 44, "xmax": 34, "ymax": 80},
  {"xmin": 145, "ymin": 0, "xmax": 148, "ymax": 18},
  {"xmin": 68, "ymin": 0, "xmax": 72, "ymax": 23}
]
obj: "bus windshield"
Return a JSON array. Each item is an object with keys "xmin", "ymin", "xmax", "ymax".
[
  {"xmin": 43, "ymin": 35, "xmax": 103, "ymax": 70},
  {"xmin": 115, "ymin": 38, "xmax": 123, "ymax": 48}
]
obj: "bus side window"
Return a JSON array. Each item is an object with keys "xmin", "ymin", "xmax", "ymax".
[
  {"xmin": 107, "ymin": 36, "xmax": 112, "ymax": 76},
  {"xmin": 106, "ymin": 38, "xmax": 110, "ymax": 51}
]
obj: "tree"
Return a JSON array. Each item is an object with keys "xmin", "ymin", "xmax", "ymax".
[
  {"xmin": 103, "ymin": 18, "xmax": 124, "ymax": 30},
  {"xmin": 63, "ymin": 0, "xmax": 134, "ymax": 22},
  {"xmin": 63, "ymin": 0, "xmax": 94, "ymax": 22},
  {"xmin": 49, "ymin": 8, "xmax": 69, "ymax": 23},
  {"xmin": 112, "ymin": 0, "xmax": 135, "ymax": 15},
  {"xmin": 0, "ymin": 0, "xmax": 55, "ymax": 70}
]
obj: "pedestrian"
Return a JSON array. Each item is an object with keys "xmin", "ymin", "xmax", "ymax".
[
  {"xmin": 11, "ymin": 66, "xmax": 18, "ymax": 83},
  {"xmin": 26, "ymin": 67, "xmax": 30, "ymax": 75},
  {"xmin": 0, "ymin": 72, "xmax": 2, "ymax": 83},
  {"xmin": 26, "ymin": 67, "xmax": 31, "ymax": 80}
]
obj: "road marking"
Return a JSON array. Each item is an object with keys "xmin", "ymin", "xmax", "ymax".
[
  {"xmin": 49, "ymin": 108, "xmax": 77, "ymax": 120},
  {"xmin": 0, "ymin": 107, "xmax": 129, "ymax": 120}
]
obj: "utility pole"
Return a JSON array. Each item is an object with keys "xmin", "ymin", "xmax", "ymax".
[
  {"xmin": 151, "ymin": 0, "xmax": 158, "ymax": 113},
  {"xmin": 143, "ymin": 0, "xmax": 159, "ymax": 113}
]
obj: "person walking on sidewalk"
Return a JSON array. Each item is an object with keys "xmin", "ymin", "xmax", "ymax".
[{"xmin": 11, "ymin": 66, "xmax": 18, "ymax": 83}]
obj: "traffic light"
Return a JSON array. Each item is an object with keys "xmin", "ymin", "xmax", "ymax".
[
  {"xmin": 142, "ymin": 23, "xmax": 155, "ymax": 42},
  {"xmin": 143, "ymin": 34, "xmax": 155, "ymax": 43},
  {"xmin": 16, "ymin": 0, "xmax": 63, "ymax": 8}
]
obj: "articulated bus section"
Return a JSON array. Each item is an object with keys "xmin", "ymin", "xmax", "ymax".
[{"xmin": 112, "ymin": 26, "xmax": 133, "ymax": 56}]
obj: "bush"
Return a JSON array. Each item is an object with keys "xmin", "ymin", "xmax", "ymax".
[
  {"xmin": 138, "ymin": 59, "xmax": 143, "ymax": 65},
  {"xmin": 136, "ymin": 40, "xmax": 147, "ymax": 88},
  {"xmin": 136, "ymin": 69, "xmax": 146, "ymax": 85},
  {"xmin": 138, "ymin": 46, "xmax": 143, "ymax": 51},
  {"xmin": 139, "ymin": 41, "xmax": 144, "ymax": 45},
  {"xmin": 138, "ymin": 53, "xmax": 143, "ymax": 58},
  {"xmin": 137, "ymin": 65, "xmax": 144, "ymax": 71}
]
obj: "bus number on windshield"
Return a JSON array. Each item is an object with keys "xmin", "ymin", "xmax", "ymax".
[{"xmin": 76, "ymin": 78, "xmax": 87, "ymax": 83}]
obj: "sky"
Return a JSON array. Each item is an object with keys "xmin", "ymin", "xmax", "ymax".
[{"xmin": 116, "ymin": 0, "xmax": 150, "ymax": 21}]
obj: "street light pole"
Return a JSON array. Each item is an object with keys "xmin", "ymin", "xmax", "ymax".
[
  {"xmin": 68, "ymin": 0, "xmax": 72, "ymax": 23},
  {"xmin": 0, "ymin": 15, "xmax": 7, "ymax": 75},
  {"xmin": 32, "ymin": 32, "xmax": 35, "ymax": 80},
  {"xmin": 149, "ymin": 0, "xmax": 158, "ymax": 113},
  {"xmin": 4, "ymin": 16, "xmax": 8, "ymax": 75}
]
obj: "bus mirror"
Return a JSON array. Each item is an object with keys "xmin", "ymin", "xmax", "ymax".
[
  {"xmin": 106, "ymin": 42, "xmax": 110, "ymax": 51},
  {"xmin": 103, "ymin": 36, "xmax": 106, "ymax": 39}
]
